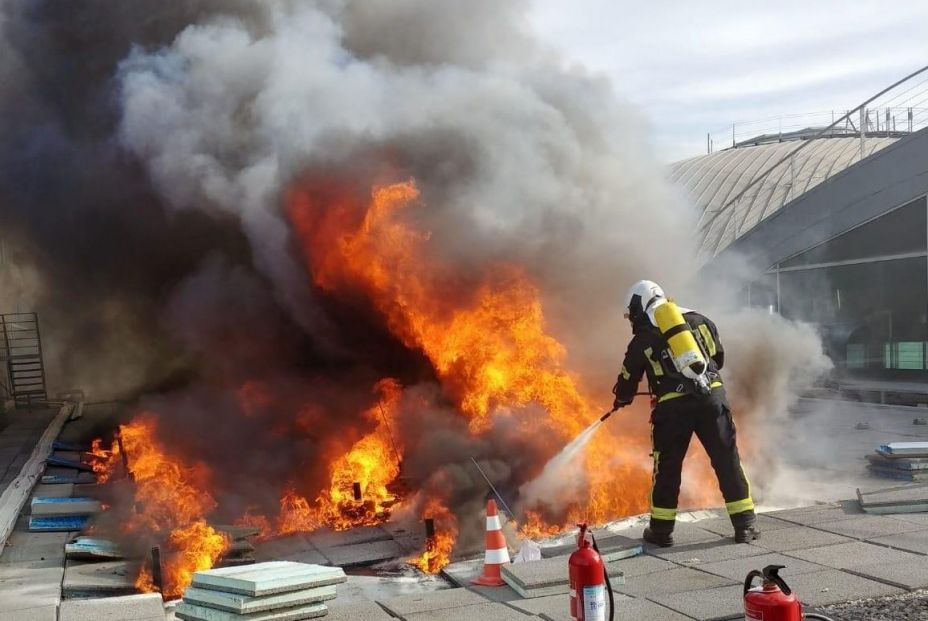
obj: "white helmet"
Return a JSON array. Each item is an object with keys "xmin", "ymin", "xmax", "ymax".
[{"xmin": 624, "ymin": 280, "xmax": 666, "ymax": 324}]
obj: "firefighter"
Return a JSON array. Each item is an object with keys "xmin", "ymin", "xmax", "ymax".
[{"xmin": 612, "ymin": 280, "xmax": 758, "ymax": 547}]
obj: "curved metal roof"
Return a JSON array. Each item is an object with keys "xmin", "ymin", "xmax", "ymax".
[{"xmin": 671, "ymin": 136, "xmax": 900, "ymax": 262}]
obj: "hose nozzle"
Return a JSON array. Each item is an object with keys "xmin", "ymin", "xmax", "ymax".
[{"xmin": 599, "ymin": 409, "xmax": 616, "ymax": 422}]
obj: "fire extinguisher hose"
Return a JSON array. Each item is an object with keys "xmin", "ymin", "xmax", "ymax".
[
  {"xmin": 588, "ymin": 532, "xmax": 614, "ymax": 621},
  {"xmin": 803, "ymin": 614, "xmax": 836, "ymax": 620}
]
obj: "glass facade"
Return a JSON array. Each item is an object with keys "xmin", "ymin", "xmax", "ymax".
[{"xmin": 750, "ymin": 196, "xmax": 928, "ymax": 379}]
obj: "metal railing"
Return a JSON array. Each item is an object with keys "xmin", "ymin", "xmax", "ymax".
[
  {"xmin": 708, "ymin": 107, "xmax": 928, "ymax": 152},
  {"xmin": 0, "ymin": 312, "xmax": 48, "ymax": 408},
  {"xmin": 701, "ymin": 64, "xmax": 928, "ymax": 241}
]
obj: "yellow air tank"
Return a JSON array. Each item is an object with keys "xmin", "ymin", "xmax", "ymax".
[{"xmin": 652, "ymin": 300, "xmax": 708, "ymax": 387}]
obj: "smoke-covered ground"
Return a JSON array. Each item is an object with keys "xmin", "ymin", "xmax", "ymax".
[{"xmin": 0, "ymin": 0, "xmax": 831, "ymax": 550}]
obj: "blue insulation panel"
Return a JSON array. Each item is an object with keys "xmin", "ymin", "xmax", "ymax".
[{"xmin": 29, "ymin": 515, "xmax": 89, "ymax": 532}]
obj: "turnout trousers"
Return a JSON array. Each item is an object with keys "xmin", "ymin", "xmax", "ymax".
[{"xmin": 648, "ymin": 386, "xmax": 755, "ymax": 532}]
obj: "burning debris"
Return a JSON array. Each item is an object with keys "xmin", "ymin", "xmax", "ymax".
[{"xmin": 92, "ymin": 417, "xmax": 230, "ymax": 598}]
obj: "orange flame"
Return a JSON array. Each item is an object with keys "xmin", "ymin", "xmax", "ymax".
[
  {"xmin": 275, "ymin": 379, "xmax": 405, "ymax": 534},
  {"xmin": 93, "ymin": 415, "xmax": 230, "ymax": 598},
  {"xmin": 409, "ymin": 497, "xmax": 457, "ymax": 574},
  {"xmin": 290, "ymin": 181, "xmax": 589, "ymax": 437},
  {"xmin": 88, "ymin": 437, "xmax": 117, "ymax": 483},
  {"xmin": 287, "ymin": 179, "xmax": 661, "ymax": 531}
]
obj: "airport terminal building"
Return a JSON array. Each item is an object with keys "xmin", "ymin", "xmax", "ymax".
[{"xmin": 673, "ymin": 117, "xmax": 928, "ymax": 385}]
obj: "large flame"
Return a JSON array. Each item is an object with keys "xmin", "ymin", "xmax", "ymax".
[
  {"xmin": 290, "ymin": 181, "xmax": 590, "ymax": 437},
  {"xmin": 285, "ymin": 179, "xmax": 676, "ymax": 564},
  {"xmin": 94, "ymin": 416, "xmax": 229, "ymax": 598}
]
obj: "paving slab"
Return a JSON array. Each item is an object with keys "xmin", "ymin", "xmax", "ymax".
[
  {"xmin": 192, "ymin": 561, "xmax": 346, "ymax": 596},
  {"xmin": 849, "ymin": 558, "xmax": 928, "ymax": 590},
  {"xmin": 318, "ymin": 538, "xmax": 401, "ymax": 568},
  {"xmin": 379, "ymin": 587, "xmax": 488, "ymax": 616},
  {"xmin": 4, "ymin": 529, "xmax": 69, "ymax": 549},
  {"xmin": 889, "ymin": 512, "xmax": 928, "ymax": 526},
  {"xmin": 749, "ymin": 526, "xmax": 852, "ymax": 552},
  {"xmin": 0, "ymin": 539, "xmax": 64, "ymax": 563},
  {"xmin": 0, "ymin": 605, "xmax": 57, "ymax": 620},
  {"xmin": 787, "ymin": 568, "xmax": 902, "ymax": 606},
  {"xmin": 325, "ymin": 600, "xmax": 394, "ymax": 621},
  {"xmin": 658, "ymin": 540, "xmax": 769, "ymax": 566},
  {"xmin": 0, "ymin": 560, "xmax": 64, "ymax": 613},
  {"xmin": 440, "ymin": 558, "xmax": 483, "ymax": 588},
  {"xmin": 308, "ymin": 526, "xmax": 392, "ymax": 548},
  {"xmin": 785, "ymin": 540, "xmax": 924, "ymax": 570},
  {"xmin": 693, "ymin": 514, "xmax": 794, "ymax": 537},
  {"xmin": 59, "ymin": 593, "xmax": 165, "ymax": 621},
  {"xmin": 616, "ymin": 522, "xmax": 723, "ymax": 548},
  {"xmin": 697, "ymin": 552, "xmax": 826, "ymax": 582},
  {"xmin": 610, "ymin": 554, "xmax": 678, "ymax": 578},
  {"xmin": 501, "ymin": 555, "xmax": 625, "ymax": 594},
  {"xmin": 508, "ymin": 591, "xmax": 631, "ymax": 617},
  {"xmin": 868, "ymin": 530, "xmax": 928, "ymax": 554},
  {"xmin": 765, "ymin": 505, "xmax": 865, "ymax": 526},
  {"xmin": 540, "ymin": 531, "xmax": 639, "ymax": 558},
  {"xmin": 62, "ymin": 560, "xmax": 140, "ymax": 597},
  {"xmin": 539, "ymin": 596, "xmax": 692, "ymax": 621},
  {"xmin": 466, "ymin": 581, "xmax": 524, "ymax": 604},
  {"xmin": 403, "ymin": 601, "xmax": 530, "ymax": 621},
  {"xmin": 175, "ymin": 600, "xmax": 327, "ymax": 621},
  {"xmin": 615, "ymin": 566, "xmax": 736, "ymax": 597},
  {"xmin": 507, "ymin": 593, "xmax": 571, "ymax": 616},
  {"xmin": 253, "ymin": 535, "xmax": 328, "ymax": 565},
  {"xmin": 812, "ymin": 515, "xmax": 928, "ymax": 539},
  {"xmin": 182, "ymin": 584, "xmax": 336, "ymax": 614},
  {"xmin": 649, "ymin": 583, "xmax": 745, "ymax": 620}
]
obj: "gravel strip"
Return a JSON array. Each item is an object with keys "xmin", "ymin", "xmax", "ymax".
[{"xmin": 818, "ymin": 589, "xmax": 928, "ymax": 620}]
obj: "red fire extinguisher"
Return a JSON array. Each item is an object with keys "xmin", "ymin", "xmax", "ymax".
[
  {"xmin": 568, "ymin": 523, "xmax": 613, "ymax": 621},
  {"xmin": 744, "ymin": 565, "xmax": 802, "ymax": 621}
]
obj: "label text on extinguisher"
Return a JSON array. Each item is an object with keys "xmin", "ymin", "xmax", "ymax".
[{"xmin": 582, "ymin": 585, "xmax": 606, "ymax": 621}]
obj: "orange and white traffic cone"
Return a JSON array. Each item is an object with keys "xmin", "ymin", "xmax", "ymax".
[{"xmin": 471, "ymin": 498, "xmax": 511, "ymax": 587}]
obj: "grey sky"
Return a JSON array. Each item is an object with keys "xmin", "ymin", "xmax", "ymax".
[{"xmin": 529, "ymin": 1, "xmax": 928, "ymax": 161}]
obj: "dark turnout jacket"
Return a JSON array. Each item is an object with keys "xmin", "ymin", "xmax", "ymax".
[{"xmin": 613, "ymin": 311, "xmax": 725, "ymax": 406}]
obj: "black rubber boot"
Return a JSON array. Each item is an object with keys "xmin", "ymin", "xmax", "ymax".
[
  {"xmin": 643, "ymin": 526, "xmax": 674, "ymax": 547},
  {"xmin": 732, "ymin": 512, "xmax": 760, "ymax": 543}
]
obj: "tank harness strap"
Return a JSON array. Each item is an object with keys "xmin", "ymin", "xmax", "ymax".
[
  {"xmin": 657, "ymin": 381, "xmax": 723, "ymax": 403},
  {"xmin": 661, "ymin": 323, "xmax": 690, "ymax": 340}
]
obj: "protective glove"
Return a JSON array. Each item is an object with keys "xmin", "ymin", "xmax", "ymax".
[{"xmin": 612, "ymin": 396, "xmax": 632, "ymax": 411}]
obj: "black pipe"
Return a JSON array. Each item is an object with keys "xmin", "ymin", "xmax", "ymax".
[
  {"xmin": 150, "ymin": 546, "xmax": 163, "ymax": 593},
  {"xmin": 803, "ymin": 614, "xmax": 837, "ymax": 620},
  {"xmin": 589, "ymin": 532, "xmax": 614, "ymax": 621}
]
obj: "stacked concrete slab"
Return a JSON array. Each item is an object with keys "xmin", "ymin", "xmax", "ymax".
[
  {"xmin": 857, "ymin": 484, "xmax": 928, "ymax": 514},
  {"xmin": 868, "ymin": 442, "xmax": 928, "ymax": 481},
  {"xmin": 175, "ymin": 561, "xmax": 347, "ymax": 621}
]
